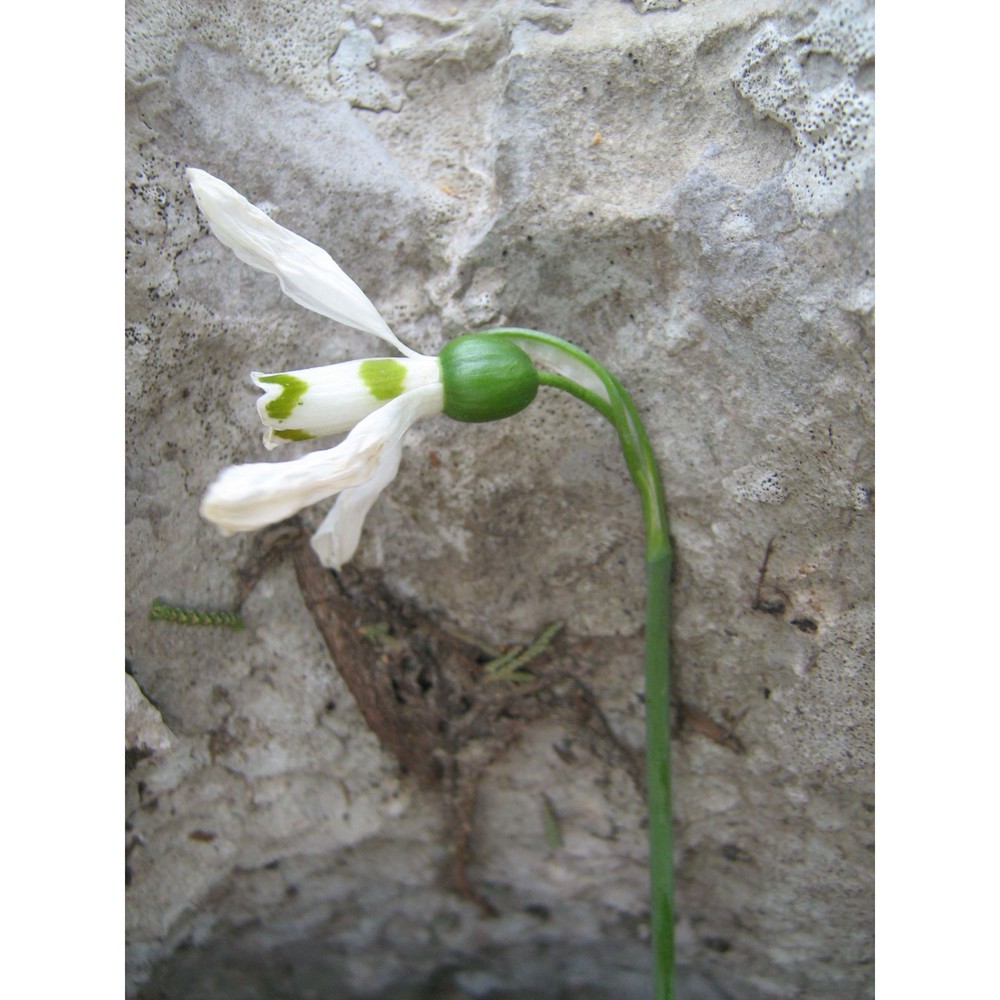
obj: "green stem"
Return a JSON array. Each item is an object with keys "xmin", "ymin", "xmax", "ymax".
[
  {"xmin": 536, "ymin": 370, "xmax": 615, "ymax": 423},
  {"xmin": 482, "ymin": 328, "xmax": 675, "ymax": 1000},
  {"xmin": 644, "ymin": 549, "xmax": 673, "ymax": 1000}
]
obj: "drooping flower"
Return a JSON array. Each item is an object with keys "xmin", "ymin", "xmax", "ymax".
[
  {"xmin": 188, "ymin": 169, "xmax": 539, "ymax": 568},
  {"xmin": 185, "ymin": 170, "xmax": 678, "ymax": 997}
]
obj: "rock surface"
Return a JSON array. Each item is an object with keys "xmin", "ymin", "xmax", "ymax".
[
  {"xmin": 125, "ymin": 1, "xmax": 874, "ymax": 997},
  {"xmin": 126, "ymin": 672, "xmax": 174, "ymax": 755}
]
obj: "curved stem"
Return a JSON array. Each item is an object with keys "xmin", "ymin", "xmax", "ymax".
[
  {"xmin": 482, "ymin": 328, "xmax": 675, "ymax": 1000},
  {"xmin": 536, "ymin": 370, "xmax": 615, "ymax": 423}
]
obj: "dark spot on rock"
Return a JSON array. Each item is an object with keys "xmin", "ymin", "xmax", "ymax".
[
  {"xmin": 126, "ymin": 747, "xmax": 154, "ymax": 772},
  {"xmin": 391, "ymin": 677, "xmax": 406, "ymax": 705},
  {"xmin": 703, "ymin": 937, "xmax": 732, "ymax": 953},
  {"xmin": 758, "ymin": 598, "xmax": 786, "ymax": 615},
  {"xmin": 721, "ymin": 843, "xmax": 751, "ymax": 862}
]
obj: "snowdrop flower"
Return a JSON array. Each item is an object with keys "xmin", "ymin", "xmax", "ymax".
[
  {"xmin": 186, "ymin": 170, "xmax": 677, "ymax": 997},
  {"xmin": 188, "ymin": 168, "xmax": 539, "ymax": 568}
]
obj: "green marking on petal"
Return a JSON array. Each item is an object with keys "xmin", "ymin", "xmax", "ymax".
[
  {"xmin": 257, "ymin": 373, "xmax": 309, "ymax": 419},
  {"xmin": 273, "ymin": 428, "xmax": 314, "ymax": 441},
  {"xmin": 359, "ymin": 358, "xmax": 407, "ymax": 401}
]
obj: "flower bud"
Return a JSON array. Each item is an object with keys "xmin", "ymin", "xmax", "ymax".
[{"xmin": 439, "ymin": 334, "xmax": 539, "ymax": 423}]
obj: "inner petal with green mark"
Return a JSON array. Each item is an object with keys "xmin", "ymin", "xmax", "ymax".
[
  {"xmin": 252, "ymin": 356, "xmax": 442, "ymax": 450},
  {"xmin": 256, "ymin": 373, "xmax": 309, "ymax": 419},
  {"xmin": 272, "ymin": 428, "xmax": 314, "ymax": 441},
  {"xmin": 359, "ymin": 358, "xmax": 407, "ymax": 400}
]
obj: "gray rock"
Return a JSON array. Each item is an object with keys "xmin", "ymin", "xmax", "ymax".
[
  {"xmin": 126, "ymin": 672, "xmax": 173, "ymax": 754},
  {"xmin": 126, "ymin": 1, "xmax": 874, "ymax": 998}
]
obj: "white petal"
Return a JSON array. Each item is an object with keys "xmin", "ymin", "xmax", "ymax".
[
  {"xmin": 201, "ymin": 384, "xmax": 443, "ymax": 535},
  {"xmin": 200, "ymin": 438, "xmax": 379, "ymax": 534},
  {"xmin": 311, "ymin": 439, "xmax": 403, "ymax": 570},
  {"xmin": 252, "ymin": 356, "xmax": 441, "ymax": 450},
  {"xmin": 187, "ymin": 168, "xmax": 422, "ymax": 358}
]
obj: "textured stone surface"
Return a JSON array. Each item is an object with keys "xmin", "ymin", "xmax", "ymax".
[
  {"xmin": 125, "ymin": 1, "xmax": 874, "ymax": 998},
  {"xmin": 126, "ymin": 672, "xmax": 174, "ymax": 754}
]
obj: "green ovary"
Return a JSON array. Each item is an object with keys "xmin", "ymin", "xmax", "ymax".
[
  {"xmin": 360, "ymin": 358, "xmax": 407, "ymax": 401},
  {"xmin": 439, "ymin": 334, "xmax": 539, "ymax": 422},
  {"xmin": 257, "ymin": 373, "xmax": 309, "ymax": 420}
]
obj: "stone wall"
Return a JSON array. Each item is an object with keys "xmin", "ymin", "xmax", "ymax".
[{"xmin": 125, "ymin": 1, "xmax": 874, "ymax": 997}]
